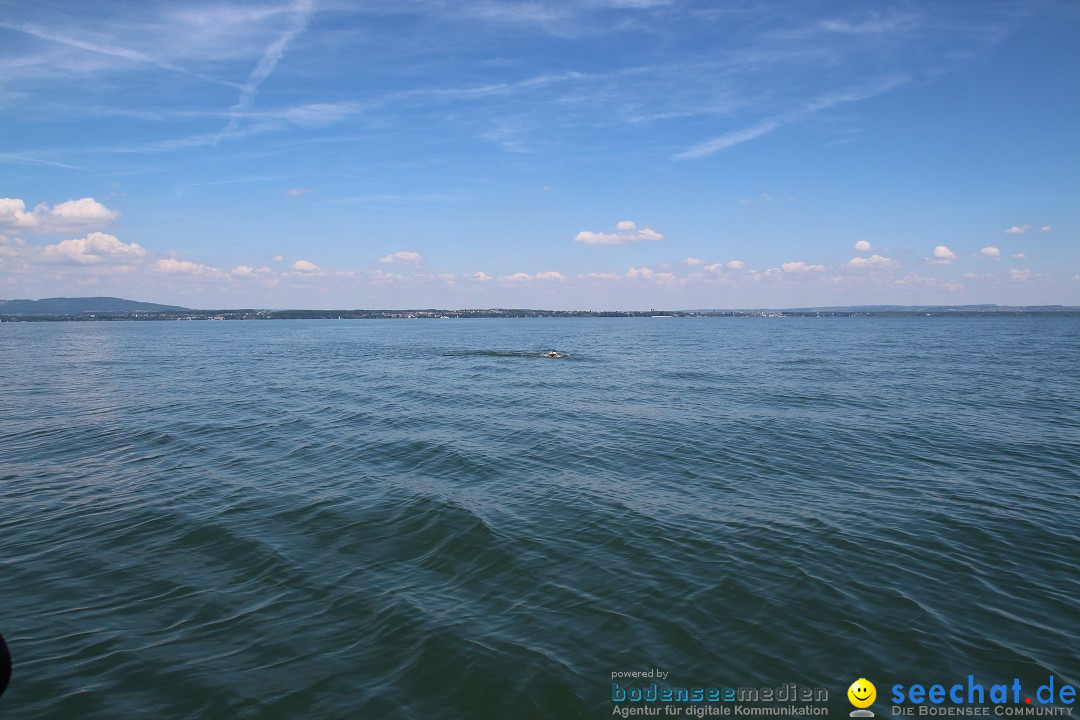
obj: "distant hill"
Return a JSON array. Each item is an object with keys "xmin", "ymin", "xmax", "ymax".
[
  {"xmin": 688, "ymin": 304, "xmax": 1080, "ymax": 313},
  {"xmin": 2, "ymin": 299, "xmax": 1078, "ymax": 319},
  {"xmin": 0, "ymin": 297, "xmax": 189, "ymax": 314},
  {"xmin": 785, "ymin": 304, "xmax": 1080, "ymax": 313}
]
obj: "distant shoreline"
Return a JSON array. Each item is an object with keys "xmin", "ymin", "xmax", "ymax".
[{"xmin": 4, "ymin": 308, "xmax": 1080, "ymax": 322}]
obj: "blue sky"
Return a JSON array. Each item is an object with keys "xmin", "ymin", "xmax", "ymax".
[{"xmin": 1, "ymin": 0, "xmax": 1078, "ymax": 309}]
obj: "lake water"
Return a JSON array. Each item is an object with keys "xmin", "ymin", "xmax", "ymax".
[{"xmin": 1, "ymin": 318, "xmax": 1078, "ymax": 719}]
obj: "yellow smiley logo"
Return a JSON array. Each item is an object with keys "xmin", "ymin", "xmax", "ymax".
[{"xmin": 848, "ymin": 678, "xmax": 876, "ymax": 708}]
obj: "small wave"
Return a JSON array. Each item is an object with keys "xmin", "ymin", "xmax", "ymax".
[
  {"xmin": 444, "ymin": 349, "xmax": 571, "ymax": 359},
  {"xmin": 3, "ymin": 318, "xmax": 1078, "ymax": 718}
]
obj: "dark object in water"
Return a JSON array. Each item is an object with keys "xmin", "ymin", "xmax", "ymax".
[{"xmin": 0, "ymin": 630, "xmax": 11, "ymax": 700}]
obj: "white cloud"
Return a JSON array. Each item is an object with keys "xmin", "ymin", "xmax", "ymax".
[
  {"xmin": 47, "ymin": 198, "xmax": 118, "ymax": 224},
  {"xmin": 704, "ymin": 260, "xmax": 747, "ymax": 272},
  {"xmin": 684, "ymin": 257, "xmax": 704, "ymax": 265},
  {"xmin": 927, "ymin": 245, "xmax": 956, "ymax": 264},
  {"xmin": 853, "ymin": 240, "xmax": 872, "ymax": 251},
  {"xmin": 0, "ymin": 197, "xmax": 120, "ymax": 233},
  {"xmin": 292, "ymin": 259, "xmax": 320, "ymax": 272},
  {"xmin": 1004, "ymin": 225, "xmax": 1029, "ymax": 235},
  {"xmin": 366, "ymin": 269, "xmax": 402, "ymax": 283},
  {"xmin": 1040, "ymin": 225, "xmax": 1052, "ymax": 232},
  {"xmin": 40, "ymin": 232, "xmax": 145, "ymax": 265},
  {"xmin": 977, "ymin": 246, "xmax": 1000, "ymax": 258},
  {"xmin": 1008, "ymin": 269, "xmax": 1033, "ymax": 282},
  {"xmin": 574, "ymin": 220, "xmax": 664, "ymax": 245},
  {"xmin": 894, "ymin": 273, "xmax": 965, "ymax": 291},
  {"xmin": 748, "ymin": 268, "xmax": 784, "ymax": 282},
  {"xmin": 847, "ymin": 254, "xmax": 899, "ymax": 269},
  {"xmin": 500, "ymin": 270, "xmax": 564, "ymax": 282},
  {"xmin": 272, "ymin": 254, "xmax": 284, "ymax": 263},
  {"xmin": 1011, "ymin": 252, "xmax": 1026, "ymax": 259},
  {"xmin": 285, "ymin": 188, "xmax": 313, "ymax": 197},
  {"xmin": 154, "ymin": 257, "xmax": 224, "ymax": 276},
  {"xmin": 626, "ymin": 266, "xmax": 675, "ymax": 282},
  {"xmin": 606, "ymin": 0, "xmax": 675, "ymax": 7},
  {"xmin": 0, "ymin": 233, "xmax": 27, "ymax": 259},
  {"xmin": 781, "ymin": 261, "xmax": 826, "ymax": 273},
  {"xmin": 471, "ymin": 271, "xmax": 492, "ymax": 281},
  {"xmin": 231, "ymin": 265, "xmax": 274, "ymax": 277},
  {"xmin": 379, "ymin": 250, "xmax": 423, "ymax": 266},
  {"xmin": 736, "ymin": 192, "xmax": 778, "ymax": 205}
]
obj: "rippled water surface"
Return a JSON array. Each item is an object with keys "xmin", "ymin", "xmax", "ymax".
[{"xmin": 1, "ymin": 318, "xmax": 1078, "ymax": 719}]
